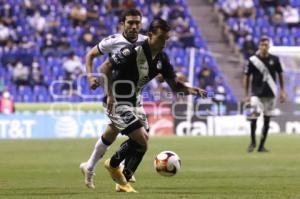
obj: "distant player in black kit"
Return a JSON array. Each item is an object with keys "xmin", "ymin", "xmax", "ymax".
[
  {"xmin": 244, "ymin": 36, "xmax": 286, "ymax": 153},
  {"xmin": 97, "ymin": 18, "xmax": 207, "ymax": 192}
]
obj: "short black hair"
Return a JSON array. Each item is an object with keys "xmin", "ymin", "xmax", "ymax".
[
  {"xmin": 120, "ymin": 8, "xmax": 142, "ymax": 22},
  {"xmin": 148, "ymin": 18, "xmax": 171, "ymax": 33},
  {"xmin": 259, "ymin": 35, "xmax": 270, "ymax": 43}
]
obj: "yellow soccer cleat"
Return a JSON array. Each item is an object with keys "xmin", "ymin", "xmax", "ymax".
[
  {"xmin": 115, "ymin": 183, "xmax": 138, "ymax": 193},
  {"xmin": 104, "ymin": 159, "xmax": 127, "ymax": 185}
]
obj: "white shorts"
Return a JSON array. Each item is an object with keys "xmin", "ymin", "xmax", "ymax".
[
  {"xmin": 250, "ymin": 96, "xmax": 275, "ymax": 117},
  {"xmin": 106, "ymin": 104, "xmax": 149, "ymax": 135}
]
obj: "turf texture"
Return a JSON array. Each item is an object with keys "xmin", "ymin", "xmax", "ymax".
[{"xmin": 0, "ymin": 135, "xmax": 299, "ymax": 199}]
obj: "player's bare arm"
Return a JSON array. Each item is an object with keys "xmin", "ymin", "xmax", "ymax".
[
  {"xmin": 85, "ymin": 45, "xmax": 102, "ymax": 90},
  {"xmin": 243, "ymin": 74, "xmax": 251, "ymax": 102},
  {"xmin": 278, "ymin": 73, "xmax": 286, "ymax": 103},
  {"xmin": 99, "ymin": 59, "xmax": 116, "ymax": 114},
  {"xmin": 165, "ymin": 78, "xmax": 207, "ymax": 98}
]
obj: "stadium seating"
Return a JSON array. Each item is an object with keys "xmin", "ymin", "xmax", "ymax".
[
  {"xmin": 216, "ymin": 0, "xmax": 300, "ymax": 102},
  {"xmin": 0, "ymin": 0, "xmax": 236, "ymax": 103}
]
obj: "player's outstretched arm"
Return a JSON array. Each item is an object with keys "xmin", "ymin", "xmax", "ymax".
[{"xmin": 165, "ymin": 79, "xmax": 207, "ymax": 98}]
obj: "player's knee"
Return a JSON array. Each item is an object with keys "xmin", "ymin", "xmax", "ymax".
[
  {"xmin": 103, "ymin": 126, "xmax": 119, "ymax": 143},
  {"xmin": 144, "ymin": 131, "xmax": 149, "ymax": 141}
]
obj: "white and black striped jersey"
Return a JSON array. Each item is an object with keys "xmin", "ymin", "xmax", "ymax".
[
  {"xmin": 97, "ymin": 33, "xmax": 148, "ymax": 55},
  {"xmin": 107, "ymin": 39, "xmax": 176, "ymax": 106}
]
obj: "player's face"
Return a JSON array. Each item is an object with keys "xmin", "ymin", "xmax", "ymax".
[
  {"xmin": 150, "ymin": 29, "xmax": 170, "ymax": 51},
  {"xmin": 259, "ymin": 40, "xmax": 269, "ymax": 55},
  {"xmin": 122, "ymin": 15, "xmax": 141, "ymax": 41}
]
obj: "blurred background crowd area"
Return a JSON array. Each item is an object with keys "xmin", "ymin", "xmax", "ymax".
[
  {"xmin": 215, "ymin": 0, "xmax": 300, "ymax": 58},
  {"xmin": 1, "ymin": 0, "xmax": 300, "ymax": 109},
  {"xmin": 0, "ymin": 0, "xmax": 234, "ymax": 105},
  {"xmin": 214, "ymin": 0, "xmax": 300, "ymax": 104}
]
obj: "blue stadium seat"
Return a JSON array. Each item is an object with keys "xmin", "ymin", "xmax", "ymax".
[
  {"xmin": 281, "ymin": 37, "xmax": 295, "ymax": 46},
  {"xmin": 33, "ymin": 85, "xmax": 48, "ymax": 95},
  {"xmin": 35, "ymin": 93, "xmax": 51, "ymax": 102},
  {"xmin": 256, "ymin": 17, "xmax": 269, "ymax": 28},
  {"xmin": 8, "ymin": 85, "xmax": 17, "ymax": 96},
  {"xmin": 23, "ymin": 94, "xmax": 34, "ymax": 102},
  {"xmin": 18, "ymin": 86, "xmax": 32, "ymax": 95},
  {"xmin": 291, "ymin": 27, "xmax": 300, "ymax": 37},
  {"xmin": 275, "ymin": 27, "xmax": 290, "ymax": 37}
]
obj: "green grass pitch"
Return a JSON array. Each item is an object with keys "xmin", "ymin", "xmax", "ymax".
[{"xmin": 0, "ymin": 135, "xmax": 300, "ymax": 199}]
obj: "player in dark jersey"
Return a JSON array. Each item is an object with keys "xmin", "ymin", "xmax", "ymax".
[
  {"xmin": 244, "ymin": 36, "xmax": 286, "ymax": 153},
  {"xmin": 97, "ymin": 18, "xmax": 207, "ymax": 192}
]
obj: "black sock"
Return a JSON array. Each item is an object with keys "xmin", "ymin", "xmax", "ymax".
[
  {"xmin": 101, "ymin": 135, "xmax": 112, "ymax": 146},
  {"xmin": 259, "ymin": 116, "xmax": 270, "ymax": 149},
  {"xmin": 250, "ymin": 119, "xmax": 257, "ymax": 145},
  {"xmin": 123, "ymin": 141, "xmax": 147, "ymax": 181},
  {"xmin": 110, "ymin": 139, "xmax": 134, "ymax": 168}
]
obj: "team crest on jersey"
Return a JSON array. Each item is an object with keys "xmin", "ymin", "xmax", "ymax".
[
  {"xmin": 269, "ymin": 60, "xmax": 274, "ymax": 65},
  {"xmin": 121, "ymin": 48, "xmax": 131, "ymax": 56},
  {"xmin": 157, "ymin": 61, "xmax": 162, "ymax": 70}
]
